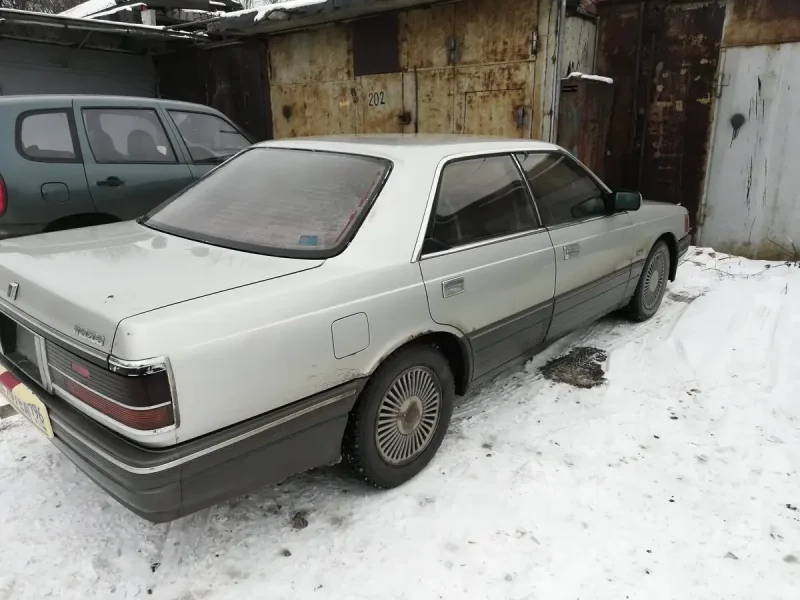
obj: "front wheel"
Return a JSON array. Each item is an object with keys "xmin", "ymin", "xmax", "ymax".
[
  {"xmin": 627, "ymin": 240, "xmax": 670, "ymax": 321},
  {"xmin": 342, "ymin": 345, "xmax": 454, "ymax": 488}
]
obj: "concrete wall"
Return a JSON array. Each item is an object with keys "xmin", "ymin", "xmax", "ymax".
[{"xmin": 0, "ymin": 40, "xmax": 156, "ymax": 97}]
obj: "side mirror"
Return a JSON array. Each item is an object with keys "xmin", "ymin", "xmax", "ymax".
[{"xmin": 611, "ymin": 190, "xmax": 642, "ymax": 212}]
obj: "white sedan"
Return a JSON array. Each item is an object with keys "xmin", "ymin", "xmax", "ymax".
[{"xmin": 0, "ymin": 135, "xmax": 690, "ymax": 522}]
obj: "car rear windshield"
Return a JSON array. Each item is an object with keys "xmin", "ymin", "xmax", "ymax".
[{"xmin": 143, "ymin": 147, "xmax": 391, "ymax": 258}]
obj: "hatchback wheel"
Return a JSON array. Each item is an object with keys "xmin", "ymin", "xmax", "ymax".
[
  {"xmin": 628, "ymin": 240, "xmax": 670, "ymax": 321},
  {"xmin": 342, "ymin": 345, "xmax": 454, "ymax": 488}
]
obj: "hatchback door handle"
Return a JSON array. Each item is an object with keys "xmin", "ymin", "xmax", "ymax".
[{"xmin": 97, "ymin": 176, "xmax": 124, "ymax": 187}]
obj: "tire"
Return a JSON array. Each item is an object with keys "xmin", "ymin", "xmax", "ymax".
[
  {"xmin": 627, "ymin": 240, "xmax": 671, "ymax": 322},
  {"xmin": 342, "ymin": 344, "xmax": 455, "ymax": 488}
]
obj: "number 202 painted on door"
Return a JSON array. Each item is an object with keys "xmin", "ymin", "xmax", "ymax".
[{"xmin": 368, "ymin": 91, "xmax": 386, "ymax": 107}]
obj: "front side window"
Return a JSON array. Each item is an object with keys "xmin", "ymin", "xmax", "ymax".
[
  {"xmin": 83, "ymin": 108, "xmax": 176, "ymax": 164},
  {"xmin": 423, "ymin": 155, "xmax": 538, "ymax": 254},
  {"xmin": 515, "ymin": 152, "xmax": 606, "ymax": 227},
  {"xmin": 144, "ymin": 148, "xmax": 390, "ymax": 257},
  {"xmin": 17, "ymin": 111, "xmax": 78, "ymax": 162},
  {"xmin": 168, "ymin": 110, "xmax": 251, "ymax": 164}
]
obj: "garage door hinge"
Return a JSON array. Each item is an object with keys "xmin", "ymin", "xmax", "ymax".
[
  {"xmin": 531, "ymin": 31, "xmax": 539, "ymax": 56},
  {"xmin": 715, "ymin": 72, "xmax": 730, "ymax": 99}
]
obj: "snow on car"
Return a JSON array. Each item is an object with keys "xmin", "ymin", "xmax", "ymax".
[{"xmin": 0, "ymin": 135, "xmax": 689, "ymax": 523}]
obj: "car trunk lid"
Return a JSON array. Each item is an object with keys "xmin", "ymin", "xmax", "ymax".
[{"xmin": 0, "ymin": 221, "xmax": 323, "ymax": 355}]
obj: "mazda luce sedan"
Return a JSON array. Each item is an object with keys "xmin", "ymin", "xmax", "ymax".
[{"xmin": 0, "ymin": 135, "xmax": 690, "ymax": 522}]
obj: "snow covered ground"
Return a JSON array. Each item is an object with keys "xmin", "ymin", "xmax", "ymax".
[{"xmin": 1, "ymin": 248, "xmax": 799, "ymax": 600}]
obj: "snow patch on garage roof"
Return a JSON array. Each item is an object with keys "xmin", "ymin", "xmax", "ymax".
[
  {"xmin": 60, "ymin": 0, "xmax": 119, "ymax": 18},
  {"xmin": 219, "ymin": 0, "xmax": 327, "ymax": 24}
]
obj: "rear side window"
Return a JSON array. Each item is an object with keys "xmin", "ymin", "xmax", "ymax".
[
  {"xmin": 168, "ymin": 110, "xmax": 251, "ymax": 164},
  {"xmin": 515, "ymin": 152, "xmax": 606, "ymax": 227},
  {"xmin": 82, "ymin": 108, "xmax": 176, "ymax": 164},
  {"xmin": 423, "ymin": 155, "xmax": 538, "ymax": 254},
  {"xmin": 144, "ymin": 148, "xmax": 391, "ymax": 258},
  {"xmin": 17, "ymin": 111, "xmax": 78, "ymax": 162}
]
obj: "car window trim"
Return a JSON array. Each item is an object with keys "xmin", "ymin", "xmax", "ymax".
[
  {"xmin": 166, "ymin": 108, "xmax": 254, "ymax": 164},
  {"xmin": 15, "ymin": 108, "xmax": 83, "ymax": 164},
  {"xmin": 514, "ymin": 149, "xmax": 615, "ymax": 229},
  {"xmin": 80, "ymin": 106, "xmax": 180, "ymax": 166},
  {"xmin": 417, "ymin": 151, "xmax": 544, "ymax": 260}
]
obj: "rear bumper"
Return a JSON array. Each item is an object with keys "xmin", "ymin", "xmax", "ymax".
[
  {"xmin": 2, "ymin": 356, "xmax": 363, "ymax": 522},
  {"xmin": 678, "ymin": 233, "xmax": 691, "ymax": 259}
]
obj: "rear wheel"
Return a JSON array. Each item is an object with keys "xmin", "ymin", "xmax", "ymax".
[
  {"xmin": 342, "ymin": 345, "xmax": 454, "ymax": 488},
  {"xmin": 627, "ymin": 240, "xmax": 670, "ymax": 321}
]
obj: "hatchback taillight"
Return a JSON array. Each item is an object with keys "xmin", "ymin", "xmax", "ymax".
[
  {"xmin": 46, "ymin": 341, "xmax": 175, "ymax": 431},
  {"xmin": 0, "ymin": 173, "xmax": 8, "ymax": 217}
]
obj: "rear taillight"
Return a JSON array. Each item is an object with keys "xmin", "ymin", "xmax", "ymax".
[
  {"xmin": 46, "ymin": 341, "xmax": 175, "ymax": 431},
  {"xmin": 0, "ymin": 174, "xmax": 7, "ymax": 217},
  {"xmin": 685, "ymin": 211, "xmax": 691, "ymax": 234}
]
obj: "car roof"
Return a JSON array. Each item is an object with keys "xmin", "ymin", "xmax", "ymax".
[
  {"xmin": 0, "ymin": 94, "xmax": 221, "ymax": 113},
  {"xmin": 256, "ymin": 134, "xmax": 561, "ymax": 160}
]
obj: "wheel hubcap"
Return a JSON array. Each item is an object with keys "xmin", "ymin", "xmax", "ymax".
[
  {"xmin": 376, "ymin": 366, "xmax": 441, "ymax": 466},
  {"xmin": 643, "ymin": 252, "xmax": 666, "ymax": 310}
]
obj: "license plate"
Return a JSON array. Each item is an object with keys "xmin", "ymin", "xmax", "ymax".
[{"xmin": 0, "ymin": 365, "xmax": 53, "ymax": 439}]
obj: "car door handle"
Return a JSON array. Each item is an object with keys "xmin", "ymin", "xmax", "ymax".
[
  {"xmin": 97, "ymin": 176, "xmax": 125, "ymax": 187},
  {"xmin": 442, "ymin": 277, "xmax": 465, "ymax": 298},
  {"xmin": 564, "ymin": 243, "xmax": 580, "ymax": 260}
]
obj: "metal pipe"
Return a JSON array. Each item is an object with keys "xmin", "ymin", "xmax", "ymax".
[{"xmin": 550, "ymin": 0, "xmax": 567, "ymax": 143}]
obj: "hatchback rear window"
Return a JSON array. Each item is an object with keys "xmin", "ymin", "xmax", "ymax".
[{"xmin": 143, "ymin": 147, "xmax": 391, "ymax": 258}]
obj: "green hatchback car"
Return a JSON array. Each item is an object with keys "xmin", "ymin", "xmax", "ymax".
[{"xmin": 0, "ymin": 95, "xmax": 253, "ymax": 240}]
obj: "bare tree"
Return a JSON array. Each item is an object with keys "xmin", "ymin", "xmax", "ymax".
[{"xmin": 0, "ymin": 0, "xmax": 86, "ymax": 12}]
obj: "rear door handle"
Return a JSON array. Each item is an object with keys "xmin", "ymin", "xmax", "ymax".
[
  {"xmin": 97, "ymin": 176, "xmax": 125, "ymax": 187},
  {"xmin": 442, "ymin": 277, "xmax": 465, "ymax": 298},
  {"xmin": 564, "ymin": 243, "xmax": 580, "ymax": 260}
]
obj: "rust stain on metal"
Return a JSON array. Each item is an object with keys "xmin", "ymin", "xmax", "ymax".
[
  {"xmin": 268, "ymin": 0, "xmax": 540, "ymax": 139},
  {"xmin": 356, "ymin": 73, "xmax": 406, "ymax": 133},
  {"xmin": 400, "ymin": 4, "xmax": 455, "ymax": 70},
  {"xmin": 596, "ymin": 0, "xmax": 725, "ymax": 235},
  {"xmin": 269, "ymin": 25, "xmax": 352, "ymax": 85},
  {"xmin": 455, "ymin": 63, "xmax": 532, "ymax": 137},
  {"xmin": 271, "ymin": 81, "xmax": 356, "ymax": 138},
  {"xmin": 725, "ymin": 0, "xmax": 800, "ymax": 47},
  {"xmin": 639, "ymin": 1, "xmax": 725, "ymax": 235},
  {"xmin": 454, "ymin": 0, "xmax": 539, "ymax": 65},
  {"xmin": 415, "ymin": 69, "xmax": 456, "ymax": 133}
]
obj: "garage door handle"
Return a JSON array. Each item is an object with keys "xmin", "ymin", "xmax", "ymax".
[{"xmin": 97, "ymin": 177, "xmax": 125, "ymax": 187}]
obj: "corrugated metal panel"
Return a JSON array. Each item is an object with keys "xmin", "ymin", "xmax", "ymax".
[
  {"xmin": 725, "ymin": 0, "xmax": 800, "ymax": 47},
  {"xmin": 0, "ymin": 40, "xmax": 155, "ymax": 97},
  {"xmin": 700, "ymin": 44, "xmax": 800, "ymax": 260}
]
